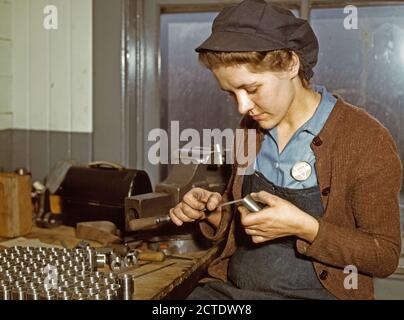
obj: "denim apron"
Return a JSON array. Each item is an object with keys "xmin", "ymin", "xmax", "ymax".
[{"xmin": 187, "ymin": 171, "xmax": 336, "ymax": 300}]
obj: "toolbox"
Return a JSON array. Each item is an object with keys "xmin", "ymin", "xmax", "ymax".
[{"xmin": 57, "ymin": 161, "xmax": 152, "ymax": 234}]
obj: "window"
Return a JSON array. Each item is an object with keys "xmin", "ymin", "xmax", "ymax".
[{"xmin": 311, "ymin": 5, "xmax": 404, "ymax": 177}]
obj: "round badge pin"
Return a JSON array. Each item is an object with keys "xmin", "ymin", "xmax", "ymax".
[{"xmin": 291, "ymin": 161, "xmax": 312, "ymax": 181}]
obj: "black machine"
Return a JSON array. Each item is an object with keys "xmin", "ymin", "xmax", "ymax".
[{"xmin": 57, "ymin": 161, "xmax": 152, "ymax": 234}]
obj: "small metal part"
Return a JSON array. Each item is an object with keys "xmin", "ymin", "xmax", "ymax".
[
  {"xmin": 93, "ymin": 293, "xmax": 105, "ymax": 300},
  {"xmin": 95, "ymin": 253, "xmax": 108, "ymax": 269},
  {"xmin": 118, "ymin": 274, "xmax": 134, "ymax": 300},
  {"xmin": 242, "ymin": 194, "xmax": 265, "ymax": 212},
  {"xmin": 72, "ymin": 292, "xmax": 87, "ymax": 300},
  {"xmin": 105, "ymin": 289, "xmax": 118, "ymax": 300},
  {"xmin": 45, "ymin": 289, "xmax": 59, "ymax": 300},
  {"xmin": 110, "ymin": 255, "xmax": 123, "ymax": 272},
  {"xmin": 73, "ymin": 287, "xmax": 83, "ymax": 295},
  {"xmin": 94, "ymin": 282, "xmax": 105, "ymax": 290},
  {"xmin": 60, "ymin": 280, "xmax": 70, "ymax": 288},
  {"xmin": 0, "ymin": 285, "xmax": 11, "ymax": 300},
  {"xmin": 86, "ymin": 248, "xmax": 97, "ymax": 272},
  {"xmin": 12, "ymin": 287, "xmax": 26, "ymax": 300},
  {"xmin": 109, "ymin": 283, "xmax": 120, "ymax": 292},
  {"xmin": 26, "ymin": 288, "xmax": 41, "ymax": 300},
  {"xmin": 86, "ymin": 287, "xmax": 98, "ymax": 297},
  {"xmin": 123, "ymin": 254, "xmax": 137, "ymax": 268},
  {"xmin": 57, "ymin": 291, "xmax": 72, "ymax": 300}
]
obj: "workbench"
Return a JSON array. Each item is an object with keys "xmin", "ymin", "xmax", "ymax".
[{"xmin": 0, "ymin": 226, "xmax": 220, "ymax": 300}]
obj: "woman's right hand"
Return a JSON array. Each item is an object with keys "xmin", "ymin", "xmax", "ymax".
[{"xmin": 169, "ymin": 188, "xmax": 222, "ymax": 226}]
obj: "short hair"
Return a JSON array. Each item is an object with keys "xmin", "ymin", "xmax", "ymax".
[{"xmin": 198, "ymin": 50, "xmax": 310, "ymax": 88}]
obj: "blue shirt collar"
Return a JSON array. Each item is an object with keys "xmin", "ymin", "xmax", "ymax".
[
  {"xmin": 267, "ymin": 85, "xmax": 337, "ymax": 138},
  {"xmin": 303, "ymin": 85, "xmax": 337, "ymax": 136}
]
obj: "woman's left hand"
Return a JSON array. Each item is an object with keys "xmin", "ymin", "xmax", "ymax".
[{"xmin": 238, "ymin": 191, "xmax": 320, "ymax": 244}]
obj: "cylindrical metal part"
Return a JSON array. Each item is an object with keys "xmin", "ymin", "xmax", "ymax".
[
  {"xmin": 95, "ymin": 253, "xmax": 108, "ymax": 268},
  {"xmin": 86, "ymin": 249, "xmax": 97, "ymax": 272},
  {"xmin": 11, "ymin": 287, "xmax": 26, "ymax": 300},
  {"xmin": 242, "ymin": 195, "xmax": 264, "ymax": 212},
  {"xmin": 57, "ymin": 291, "xmax": 72, "ymax": 300},
  {"xmin": 104, "ymin": 289, "xmax": 118, "ymax": 300},
  {"xmin": 118, "ymin": 274, "xmax": 134, "ymax": 300},
  {"xmin": 73, "ymin": 286, "xmax": 83, "ymax": 295},
  {"xmin": 26, "ymin": 288, "xmax": 41, "ymax": 300},
  {"xmin": 72, "ymin": 292, "xmax": 89, "ymax": 300},
  {"xmin": 0, "ymin": 286, "xmax": 11, "ymax": 300},
  {"xmin": 93, "ymin": 293, "xmax": 105, "ymax": 300},
  {"xmin": 40, "ymin": 290, "xmax": 57, "ymax": 300},
  {"xmin": 86, "ymin": 287, "xmax": 98, "ymax": 297}
]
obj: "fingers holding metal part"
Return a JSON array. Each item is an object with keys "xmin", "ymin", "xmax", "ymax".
[
  {"xmin": 183, "ymin": 188, "xmax": 207, "ymax": 211},
  {"xmin": 170, "ymin": 205, "xmax": 191, "ymax": 226},
  {"xmin": 169, "ymin": 203, "xmax": 203, "ymax": 226},
  {"xmin": 206, "ymin": 192, "xmax": 222, "ymax": 212},
  {"xmin": 170, "ymin": 188, "xmax": 222, "ymax": 226},
  {"xmin": 238, "ymin": 206, "xmax": 267, "ymax": 231},
  {"xmin": 182, "ymin": 202, "xmax": 206, "ymax": 220},
  {"xmin": 238, "ymin": 206, "xmax": 250, "ymax": 226},
  {"xmin": 239, "ymin": 206, "xmax": 269, "ymax": 244},
  {"xmin": 183, "ymin": 188, "xmax": 221, "ymax": 212}
]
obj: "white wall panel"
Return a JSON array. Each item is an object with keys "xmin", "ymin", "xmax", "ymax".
[
  {"xmin": 28, "ymin": 0, "xmax": 50, "ymax": 131},
  {"xmin": 0, "ymin": 0, "xmax": 12, "ymax": 130},
  {"xmin": 0, "ymin": 77, "xmax": 11, "ymax": 112},
  {"xmin": 0, "ymin": 0, "xmax": 11, "ymax": 39},
  {"xmin": 0, "ymin": 41, "xmax": 11, "ymax": 77},
  {"xmin": 12, "ymin": 0, "xmax": 92, "ymax": 133},
  {"xmin": 49, "ymin": 0, "xmax": 71, "ymax": 132},
  {"xmin": 0, "ymin": 113, "xmax": 12, "ymax": 129},
  {"xmin": 71, "ymin": 0, "xmax": 92, "ymax": 133},
  {"xmin": 11, "ymin": 0, "xmax": 29, "ymax": 130}
]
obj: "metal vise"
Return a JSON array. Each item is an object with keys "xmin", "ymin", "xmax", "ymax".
[{"xmin": 124, "ymin": 148, "xmax": 231, "ymax": 234}]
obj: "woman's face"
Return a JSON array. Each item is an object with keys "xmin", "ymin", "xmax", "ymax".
[{"xmin": 212, "ymin": 64, "xmax": 296, "ymax": 129}]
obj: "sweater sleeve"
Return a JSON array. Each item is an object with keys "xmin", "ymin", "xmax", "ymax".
[
  {"xmin": 297, "ymin": 129, "xmax": 403, "ymax": 278},
  {"xmin": 199, "ymin": 188, "xmax": 234, "ymax": 242},
  {"xmin": 199, "ymin": 165, "xmax": 236, "ymax": 242}
]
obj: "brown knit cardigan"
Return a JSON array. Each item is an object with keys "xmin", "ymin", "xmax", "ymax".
[{"xmin": 198, "ymin": 97, "xmax": 403, "ymax": 300}]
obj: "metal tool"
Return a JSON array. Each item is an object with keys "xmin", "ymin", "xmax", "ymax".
[{"xmin": 128, "ymin": 194, "xmax": 264, "ymax": 231}]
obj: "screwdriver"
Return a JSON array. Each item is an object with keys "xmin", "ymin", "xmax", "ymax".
[{"xmin": 128, "ymin": 194, "xmax": 264, "ymax": 231}]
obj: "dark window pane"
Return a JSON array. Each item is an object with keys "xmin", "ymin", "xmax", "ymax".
[
  {"xmin": 160, "ymin": 12, "xmax": 239, "ymax": 139},
  {"xmin": 311, "ymin": 6, "xmax": 404, "ymax": 184}
]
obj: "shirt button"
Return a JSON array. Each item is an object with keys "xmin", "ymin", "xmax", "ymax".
[
  {"xmin": 312, "ymin": 136, "xmax": 323, "ymax": 146},
  {"xmin": 274, "ymin": 162, "xmax": 279, "ymax": 168},
  {"xmin": 319, "ymin": 270, "xmax": 328, "ymax": 280},
  {"xmin": 322, "ymin": 187, "xmax": 331, "ymax": 196}
]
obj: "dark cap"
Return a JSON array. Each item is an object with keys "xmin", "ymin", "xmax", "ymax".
[{"xmin": 195, "ymin": 0, "xmax": 319, "ymax": 79}]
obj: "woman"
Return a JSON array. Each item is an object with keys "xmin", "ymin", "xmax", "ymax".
[{"xmin": 169, "ymin": 0, "xmax": 402, "ymax": 300}]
